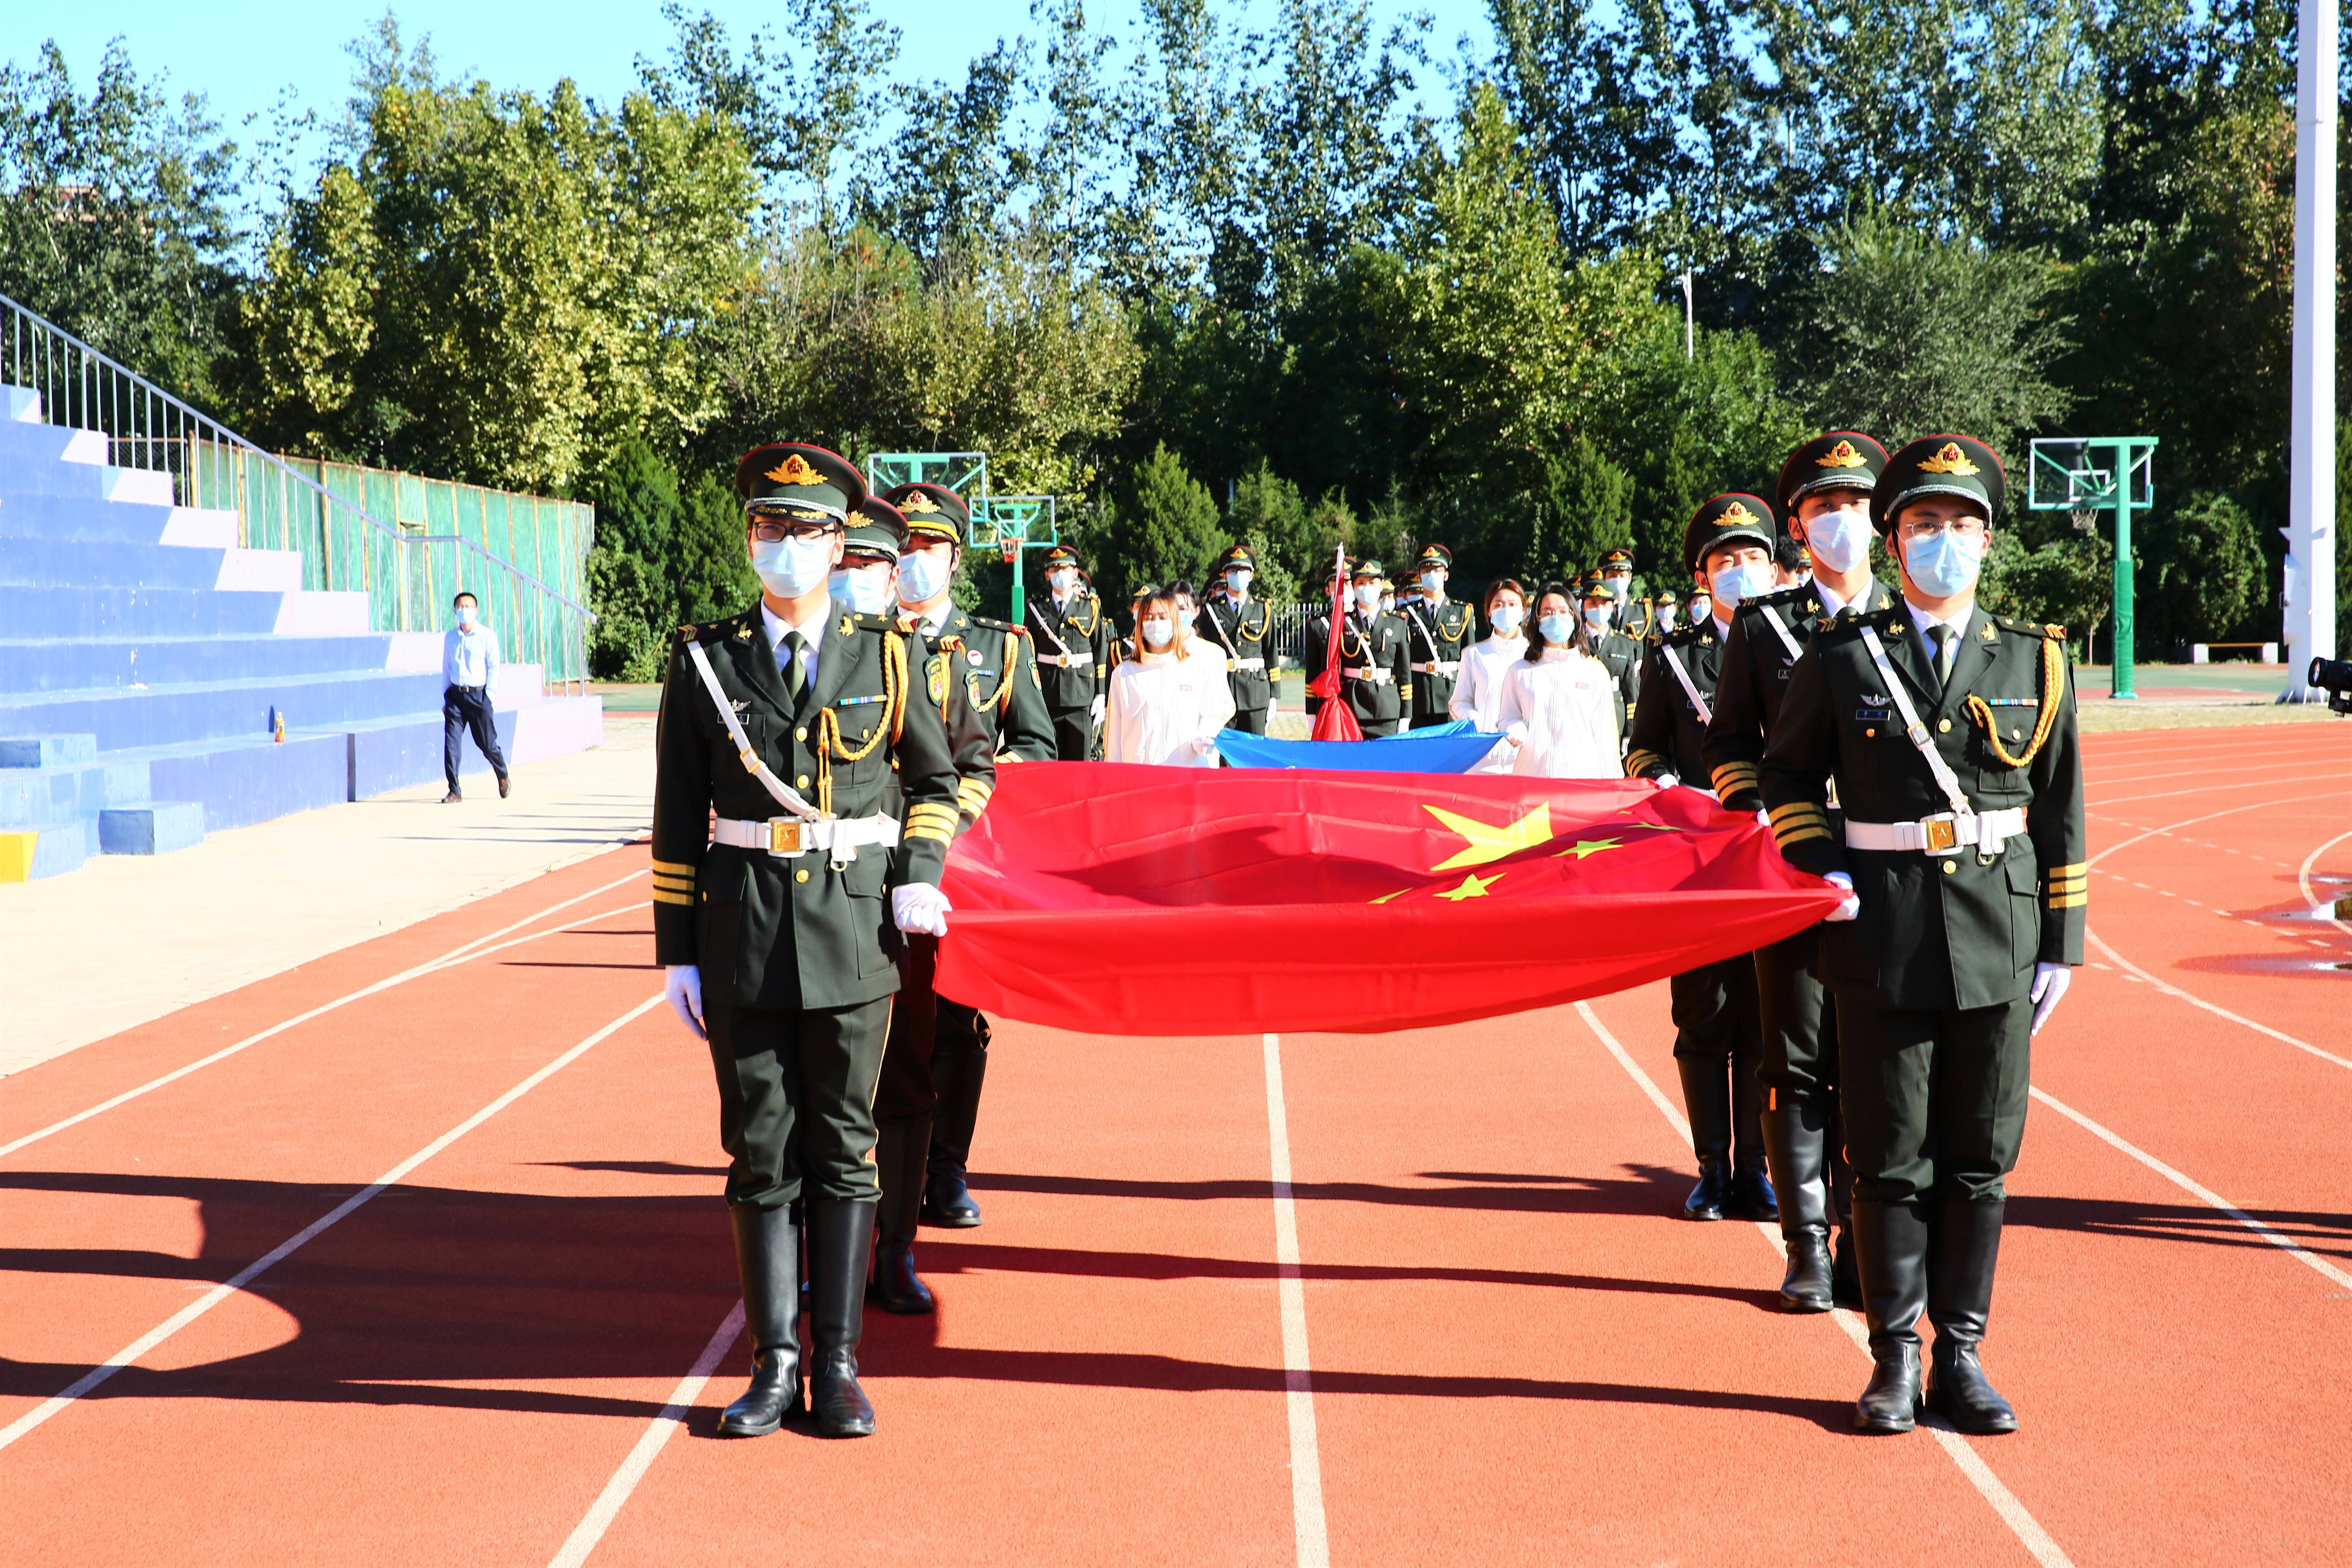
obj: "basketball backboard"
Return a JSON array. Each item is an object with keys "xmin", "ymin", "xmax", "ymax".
[{"xmin": 2028, "ymin": 437, "xmax": 2155, "ymax": 512}]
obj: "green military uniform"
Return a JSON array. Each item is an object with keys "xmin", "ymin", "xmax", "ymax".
[
  {"xmin": 1624, "ymin": 494, "xmax": 1780, "ymax": 1225},
  {"xmin": 881, "ymin": 483, "xmax": 1057, "ymax": 1241},
  {"xmin": 1758, "ymin": 435, "xmax": 2085, "ymax": 1436},
  {"xmin": 1198, "ymin": 544, "xmax": 1275, "ymax": 733},
  {"xmin": 1027, "ymin": 545, "xmax": 1113, "ymax": 760},
  {"xmin": 1701, "ymin": 430, "xmax": 1892, "ymax": 1313},
  {"xmin": 1303, "ymin": 558, "xmax": 1413, "ymax": 735},
  {"xmin": 1577, "ymin": 570, "xmax": 1643, "ymax": 740},
  {"xmin": 1402, "ymin": 543, "xmax": 1475, "ymax": 728},
  {"xmin": 652, "ymin": 442, "xmax": 963, "ymax": 1440}
]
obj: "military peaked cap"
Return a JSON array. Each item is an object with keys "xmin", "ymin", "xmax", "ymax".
[
  {"xmin": 735, "ymin": 442, "xmax": 864, "ymax": 519},
  {"xmin": 845, "ymin": 497, "xmax": 909, "ymax": 560},
  {"xmin": 1777, "ymin": 432, "xmax": 1889, "ymax": 514},
  {"xmin": 885, "ymin": 482, "xmax": 969, "ymax": 547},
  {"xmin": 1682, "ymin": 493, "xmax": 1777, "ymax": 571},
  {"xmin": 1873, "ymin": 436, "xmax": 2006, "ymax": 531},
  {"xmin": 1041, "ymin": 544, "xmax": 1082, "ymax": 569},
  {"xmin": 1580, "ymin": 570, "xmax": 1614, "ymax": 601},
  {"xmin": 1415, "ymin": 543, "xmax": 1453, "ymax": 571}
]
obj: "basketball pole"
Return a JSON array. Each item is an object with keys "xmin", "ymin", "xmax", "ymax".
[{"xmin": 2283, "ymin": 0, "xmax": 2339, "ymax": 700}]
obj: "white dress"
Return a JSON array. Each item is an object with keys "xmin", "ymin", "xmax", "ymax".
[
  {"xmin": 1450, "ymin": 633, "xmax": 1528, "ymax": 773},
  {"xmin": 1104, "ymin": 641, "xmax": 1237, "ymax": 766},
  {"xmin": 1494, "ymin": 646, "xmax": 1622, "ymax": 779}
]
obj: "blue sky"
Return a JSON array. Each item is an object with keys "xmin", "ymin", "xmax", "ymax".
[{"xmin": 22, "ymin": 1, "xmax": 1497, "ymax": 161}]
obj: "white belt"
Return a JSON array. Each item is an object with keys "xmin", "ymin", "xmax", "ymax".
[
  {"xmin": 1345, "ymin": 666, "xmax": 1394, "ymax": 684},
  {"xmin": 713, "ymin": 813, "xmax": 900, "ymax": 860},
  {"xmin": 1036, "ymin": 652, "xmax": 1083, "ymax": 668},
  {"xmin": 1229, "ymin": 656, "xmax": 1266, "ymax": 672},
  {"xmin": 1844, "ymin": 808, "xmax": 2025, "ymax": 856},
  {"xmin": 1410, "ymin": 660, "xmax": 1460, "ymax": 675}
]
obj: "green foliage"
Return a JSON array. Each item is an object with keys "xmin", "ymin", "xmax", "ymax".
[
  {"xmin": 673, "ymin": 472, "xmax": 759, "ymax": 624},
  {"xmin": 1982, "ymin": 526, "xmax": 2114, "ymax": 661},
  {"xmin": 2147, "ymin": 488, "xmax": 2262, "ymax": 646},
  {"xmin": 585, "ymin": 545, "xmax": 668, "ymax": 681},
  {"xmin": 1119, "ymin": 441, "xmax": 1229, "ymax": 599}
]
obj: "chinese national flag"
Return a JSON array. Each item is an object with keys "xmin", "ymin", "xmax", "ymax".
[{"xmin": 935, "ymin": 764, "xmax": 1842, "ymax": 1036}]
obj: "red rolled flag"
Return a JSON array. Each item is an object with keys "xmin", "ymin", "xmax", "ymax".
[{"xmin": 1308, "ymin": 543, "xmax": 1363, "ymax": 742}]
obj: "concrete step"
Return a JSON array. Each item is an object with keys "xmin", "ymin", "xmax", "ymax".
[
  {"xmin": 0, "ymin": 534, "xmax": 228, "ymax": 591},
  {"xmin": 0, "ymin": 733, "xmax": 98, "ymax": 768},
  {"xmin": 0, "ymin": 632, "xmax": 398, "ymax": 694},
  {"xmin": 0, "ymin": 421, "xmax": 104, "ymax": 498},
  {"xmin": 0, "ymin": 748, "xmax": 150, "ymax": 831},
  {"xmin": 98, "ymin": 800, "xmax": 205, "ymax": 855},
  {"xmin": 0, "ymin": 488, "xmax": 177, "ymax": 543},
  {"xmin": 0, "ymin": 668, "xmax": 447, "ymax": 753},
  {"xmin": 0, "ymin": 816, "xmax": 91, "ymax": 881},
  {"xmin": 0, "ymin": 584, "xmax": 286, "ymax": 638}
]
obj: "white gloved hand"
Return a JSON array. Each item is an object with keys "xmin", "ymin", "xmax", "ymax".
[
  {"xmin": 1652, "ymin": 773, "xmax": 1679, "ymax": 791},
  {"xmin": 1820, "ymin": 871, "xmax": 1860, "ymax": 922},
  {"xmin": 1756, "ymin": 808, "xmax": 1772, "ymax": 827},
  {"xmin": 893, "ymin": 881, "xmax": 952, "ymax": 937},
  {"xmin": 2029, "ymin": 962, "xmax": 2073, "ymax": 1035},
  {"xmin": 1089, "ymin": 695, "xmax": 1106, "ymax": 724},
  {"xmin": 1188, "ymin": 735, "xmax": 1218, "ymax": 757},
  {"xmin": 663, "ymin": 964, "xmax": 706, "ymax": 1039},
  {"xmin": 1503, "ymin": 721, "xmax": 1528, "ymax": 746}
]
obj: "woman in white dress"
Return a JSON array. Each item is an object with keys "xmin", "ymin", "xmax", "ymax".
[
  {"xmin": 1103, "ymin": 586, "xmax": 1236, "ymax": 766},
  {"xmin": 1494, "ymin": 581, "xmax": 1621, "ymax": 779},
  {"xmin": 1450, "ymin": 578, "xmax": 1529, "ymax": 774}
]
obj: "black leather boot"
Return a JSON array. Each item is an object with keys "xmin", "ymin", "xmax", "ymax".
[
  {"xmin": 806, "ymin": 1198, "xmax": 878, "ymax": 1437},
  {"xmin": 1826, "ymin": 1109, "xmax": 1862, "ymax": 1309},
  {"xmin": 1675, "ymin": 1058, "xmax": 1734, "ymax": 1220},
  {"xmin": 1760, "ymin": 1103, "xmax": 1833, "ymax": 1311},
  {"xmin": 1925, "ymin": 1196, "xmax": 2019, "ymax": 1434},
  {"xmin": 869, "ymin": 1120, "xmax": 936, "ymax": 1315},
  {"xmin": 1727, "ymin": 1056, "xmax": 1777, "ymax": 1220},
  {"xmin": 1851, "ymin": 1199, "xmax": 1929, "ymax": 1433},
  {"xmin": 717, "ymin": 1204, "xmax": 802, "ymax": 1437},
  {"xmin": 924, "ymin": 1013, "xmax": 988, "ymax": 1228}
]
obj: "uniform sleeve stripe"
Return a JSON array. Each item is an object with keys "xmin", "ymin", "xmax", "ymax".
[
  {"xmin": 650, "ymin": 859, "xmax": 696, "ymax": 877},
  {"xmin": 1774, "ymin": 824, "xmax": 1834, "ymax": 848},
  {"xmin": 1624, "ymin": 750, "xmax": 1665, "ymax": 777},
  {"xmin": 2046, "ymin": 862, "xmax": 2087, "ymax": 878},
  {"xmin": 904, "ymin": 823, "xmax": 956, "ymax": 844},
  {"xmin": 1768, "ymin": 801, "xmax": 1829, "ymax": 824},
  {"xmin": 2046, "ymin": 875, "xmax": 2087, "ymax": 891},
  {"xmin": 651, "ymin": 873, "xmax": 695, "ymax": 891},
  {"xmin": 2047, "ymin": 891, "xmax": 2088, "ymax": 909},
  {"xmin": 652, "ymin": 887, "xmax": 695, "ymax": 906}
]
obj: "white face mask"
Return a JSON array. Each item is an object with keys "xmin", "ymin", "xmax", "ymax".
[
  {"xmin": 829, "ymin": 563, "xmax": 897, "ymax": 615},
  {"xmin": 1709, "ymin": 559, "xmax": 1775, "ymax": 610},
  {"xmin": 1488, "ymin": 604, "xmax": 1524, "ymax": 636},
  {"xmin": 455, "ymin": 604, "xmax": 476, "ymax": 628},
  {"xmin": 1605, "ymin": 574, "xmax": 1630, "ymax": 600},
  {"xmin": 1802, "ymin": 508, "xmax": 1873, "ymax": 575},
  {"xmin": 1582, "ymin": 604, "xmax": 1611, "ymax": 631},
  {"xmin": 896, "ymin": 548, "xmax": 951, "ymax": 604},
  {"xmin": 1141, "ymin": 618, "xmax": 1174, "ymax": 649},
  {"xmin": 1225, "ymin": 570, "xmax": 1252, "ymax": 599},
  {"xmin": 1419, "ymin": 571, "xmax": 1444, "ymax": 596},
  {"xmin": 1353, "ymin": 584, "xmax": 1382, "ymax": 611},
  {"xmin": 751, "ymin": 535, "xmax": 835, "ymax": 599},
  {"xmin": 1049, "ymin": 568, "xmax": 1078, "ymax": 593}
]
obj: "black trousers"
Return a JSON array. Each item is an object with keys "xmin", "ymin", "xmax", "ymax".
[
  {"xmin": 929, "ymin": 1000, "xmax": 990, "ymax": 1177},
  {"xmin": 1670, "ymin": 953, "xmax": 1763, "ymax": 1158},
  {"xmin": 1755, "ymin": 926, "xmax": 1838, "ymax": 1106},
  {"xmin": 875, "ymin": 935, "xmax": 940, "ymax": 1124},
  {"xmin": 1048, "ymin": 704, "xmax": 1095, "ymax": 762},
  {"xmin": 704, "ymin": 997, "xmax": 892, "ymax": 1209},
  {"xmin": 442, "ymin": 684, "xmax": 508, "ymax": 791},
  {"xmin": 1836, "ymin": 991, "xmax": 2031, "ymax": 1207},
  {"xmin": 1225, "ymin": 706, "xmax": 1269, "ymax": 735}
]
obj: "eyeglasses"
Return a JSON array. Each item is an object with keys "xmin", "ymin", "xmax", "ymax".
[
  {"xmin": 1896, "ymin": 516, "xmax": 1989, "ymax": 541},
  {"xmin": 747, "ymin": 517, "xmax": 843, "ymax": 543}
]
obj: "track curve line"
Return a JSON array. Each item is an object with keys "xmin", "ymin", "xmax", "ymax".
[{"xmin": 2296, "ymin": 828, "xmax": 2352, "ymax": 939}]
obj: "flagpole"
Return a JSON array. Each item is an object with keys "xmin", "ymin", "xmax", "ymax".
[{"xmin": 2284, "ymin": 0, "xmax": 2339, "ymax": 699}]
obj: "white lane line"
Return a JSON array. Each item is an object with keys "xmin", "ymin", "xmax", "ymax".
[
  {"xmin": 1261, "ymin": 1033, "xmax": 1330, "ymax": 1568},
  {"xmin": 0, "ymin": 993, "xmax": 664, "ymax": 1456},
  {"xmin": 2297, "ymin": 828, "xmax": 2352, "ymax": 938},
  {"xmin": 2084, "ymin": 929, "xmax": 2352, "ymax": 1071},
  {"xmin": 1572, "ymin": 1002, "xmax": 2076, "ymax": 1568},
  {"xmin": 0, "ymin": 886, "xmax": 650, "ymax": 1162},
  {"xmin": 547, "ymin": 1301, "xmax": 745, "ymax": 1568},
  {"xmin": 2088, "ymin": 771, "xmax": 2349, "ymax": 808},
  {"xmin": 2029, "ymin": 1089, "xmax": 2352, "ymax": 1291}
]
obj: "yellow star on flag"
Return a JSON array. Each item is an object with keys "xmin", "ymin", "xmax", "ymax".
[
  {"xmin": 1423, "ymin": 802, "xmax": 1555, "ymax": 870},
  {"xmin": 1558, "ymin": 837, "xmax": 1623, "ymax": 859},
  {"xmin": 1437, "ymin": 871, "xmax": 1501, "ymax": 901}
]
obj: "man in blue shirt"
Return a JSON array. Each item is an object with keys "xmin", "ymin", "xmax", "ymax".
[{"xmin": 441, "ymin": 591, "xmax": 510, "ymax": 802}]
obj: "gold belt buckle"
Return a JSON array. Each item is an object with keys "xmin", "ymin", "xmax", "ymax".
[
  {"xmin": 1920, "ymin": 815, "xmax": 1959, "ymax": 854},
  {"xmin": 768, "ymin": 818, "xmax": 804, "ymax": 855}
]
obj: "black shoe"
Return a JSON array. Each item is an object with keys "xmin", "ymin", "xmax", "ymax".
[
  {"xmin": 1924, "ymin": 1196, "xmax": 2018, "ymax": 1434},
  {"xmin": 439, "ymin": 791, "xmax": 462, "ymax": 804},
  {"xmin": 921, "ymin": 1168, "xmax": 983, "ymax": 1228},
  {"xmin": 1729, "ymin": 1158, "xmax": 1780, "ymax": 1222},
  {"xmin": 1851, "ymin": 1198, "xmax": 1929, "ymax": 1434},
  {"xmin": 806, "ymin": 1198, "xmax": 878, "ymax": 1437},
  {"xmin": 1682, "ymin": 1157, "xmax": 1732, "ymax": 1221},
  {"xmin": 717, "ymin": 1204, "xmax": 802, "ymax": 1437},
  {"xmin": 1778, "ymin": 1233, "xmax": 1835, "ymax": 1313},
  {"xmin": 497, "ymin": 773, "xmax": 510, "ymax": 798},
  {"xmin": 868, "ymin": 1120, "xmax": 935, "ymax": 1315}
]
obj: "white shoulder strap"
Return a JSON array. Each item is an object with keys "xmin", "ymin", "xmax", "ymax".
[
  {"xmin": 684, "ymin": 640, "xmax": 822, "ymax": 823},
  {"xmin": 1855, "ymin": 624, "xmax": 1971, "ymax": 817},
  {"xmin": 1757, "ymin": 604, "xmax": 1804, "ymax": 662},
  {"xmin": 1657, "ymin": 642, "xmax": 1712, "ymax": 726}
]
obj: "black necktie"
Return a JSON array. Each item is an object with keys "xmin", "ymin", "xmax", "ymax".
[
  {"xmin": 782, "ymin": 629, "xmax": 806, "ymax": 699},
  {"xmin": 1927, "ymin": 624, "xmax": 1954, "ymax": 691}
]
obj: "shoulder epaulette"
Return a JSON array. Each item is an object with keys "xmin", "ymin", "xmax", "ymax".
[
  {"xmin": 1662, "ymin": 623, "xmax": 1707, "ymax": 648},
  {"xmin": 970, "ymin": 615, "xmax": 1027, "ymax": 639},
  {"xmin": 1746, "ymin": 585, "xmax": 1808, "ymax": 612},
  {"xmin": 858, "ymin": 611, "xmax": 905, "ymax": 634}
]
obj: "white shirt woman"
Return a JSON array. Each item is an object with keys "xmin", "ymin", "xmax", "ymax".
[
  {"xmin": 1495, "ymin": 588, "xmax": 1621, "ymax": 779},
  {"xmin": 1451, "ymin": 580, "xmax": 1529, "ymax": 774},
  {"xmin": 1104, "ymin": 590, "xmax": 1236, "ymax": 766}
]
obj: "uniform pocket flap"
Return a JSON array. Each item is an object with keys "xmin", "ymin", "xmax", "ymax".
[{"xmin": 842, "ymin": 852, "xmax": 888, "ymax": 899}]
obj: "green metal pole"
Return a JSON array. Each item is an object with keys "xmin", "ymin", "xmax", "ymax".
[
  {"xmin": 1009, "ymin": 544, "xmax": 1025, "ymax": 627},
  {"xmin": 2110, "ymin": 439, "xmax": 2136, "ymax": 699}
]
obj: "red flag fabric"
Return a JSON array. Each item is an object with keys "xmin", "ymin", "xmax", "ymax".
[
  {"xmin": 1307, "ymin": 546, "xmax": 1363, "ymax": 742},
  {"xmin": 935, "ymin": 764, "xmax": 1843, "ymax": 1035}
]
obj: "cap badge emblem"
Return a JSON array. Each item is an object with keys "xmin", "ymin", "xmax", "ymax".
[
  {"xmin": 1719, "ymin": 500, "xmax": 1760, "ymax": 526},
  {"xmin": 1815, "ymin": 439, "xmax": 1866, "ymax": 468},
  {"xmin": 901, "ymin": 489, "xmax": 942, "ymax": 513},
  {"xmin": 765, "ymin": 453, "xmax": 824, "ymax": 487},
  {"xmin": 1918, "ymin": 442, "xmax": 1980, "ymax": 476}
]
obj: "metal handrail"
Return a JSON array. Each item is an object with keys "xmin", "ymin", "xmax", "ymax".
[{"xmin": 0, "ymin": 291, "xmax": 593, "ymax": 685}]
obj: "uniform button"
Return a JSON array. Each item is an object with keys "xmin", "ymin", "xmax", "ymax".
[
  {"xmin": 795, "ymin": 868, "xmax": 810, "ymax": 884},
  {"xmin": 1864, "ymin": 727, "xmax": 1876, "ymax": 738},
  {"xmin": 796, "ymin": 774, "xmax": 810, "ymax": 788},
  {"xmin": 1937, "ymin": 718, "xmax": 1952, "ymax": 733},
  {"xmin": 795, "ymin": 726, "xmax": 808, "ymax": 742},
  {"xmin": 1942, "ymin": 860, "xmax": 1956, "ymax": 874}
]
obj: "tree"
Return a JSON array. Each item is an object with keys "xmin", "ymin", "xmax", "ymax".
[
  {"xmin": 1123, "ymin": 441, "xmax": 1228, "ymax": 595},
  {"xmin": 2146, "ymin": 488, "xmax": 2262, "ymax": 648}
]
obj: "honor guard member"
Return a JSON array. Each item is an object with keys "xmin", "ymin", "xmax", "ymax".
[
  {"xmin": 1304, "ymin": 558, "xmax": 1413, "ymax": 735},
  {"xmin": 1199, "ymin": 545, "xmax": 1276, "ymax": 733},
  {"xmin": 1702, "ymin": 433, "xmax": 1896, "ymax": 1313},
  {"xmin": 1029, "ymin": 545, "xmax": 1112, "ymax": 759},
  {"xmin": 1759, "ymin": 436, "xmax": 2082, "ymax": 1437},
  {"xmin": 653, "ymin": 443, "xmax": 964, "ymax": 1439},
  {"xmin": 1600, "ymin": 547, "xmax": 1653, "ymax": 638},
  {"xmin": 1625, "ymin": 494, "xmax": 1781, "ymax": 1225},
  {"xmin": 1403, "ymin": 543, "xmax": 1475, "ymax": 728},
  {"xmin": 1577, "ymin": 570, "xmax": 1643, "ymax": 739},
  {"xmin": 886, "ymin": 482, "xmax": 1057, "ymax": 1237}
]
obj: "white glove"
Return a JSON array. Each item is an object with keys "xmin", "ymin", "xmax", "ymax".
[
  {"xmin": 1503, "ymin": 722, "xmax": 1527, "ymax": 746},
  {"xmin": 1089, "ymin": 695, "xmax": 1106, "ymax": 724},
  {"xmin": 1651, "ymin": 773, "xmax": 1679, "ymax": 790},
  {"xmin": 893, "ymin": 881, "xmax": 952, "ymax": 936},
  {"xmin": 1266, "ymin": 697, "xmax": 1278, "ymax": 717},
  {"xmin": 2029, "ymin": 962, "xmax": 2072, "ymax": 1035},
  {"xmin": 1188, "ymin": 735, "xmax": 1218, "ymax": 757},
  {"xmin": 1820, "ymin": 871, "xmax": 1860, "ymax": 922},
  {"xmin": 1755, "ymin": 808, "xmax": 1771, "ymax": 826},
  {"xmin": 664, "ymin": 964, "xmax": 706, "ymax": 1039}
]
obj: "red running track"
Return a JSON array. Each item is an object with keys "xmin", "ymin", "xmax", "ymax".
[{"xmin": 2, "ymin": 723, "xmax": 2349, "ymax": 1565}]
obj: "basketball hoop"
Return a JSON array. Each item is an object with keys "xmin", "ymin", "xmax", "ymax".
[
  {"xmin": 1000, "ymin": 537, "xmax": 1018, "ymax": 564},
  {"xmin": 2069, "ymin": 508, "xmax": 2096, "ymax": 533}
]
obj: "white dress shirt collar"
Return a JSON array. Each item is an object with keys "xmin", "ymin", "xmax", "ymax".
[
  {"xmin": 1813, "ymin": 575, "xmax": 1872, "ymax": 620},
  {"xmin": 762, "ymin": 596, "xmax": 829, "ymax": 686}
]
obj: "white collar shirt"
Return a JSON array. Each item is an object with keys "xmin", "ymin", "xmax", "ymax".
[{"xmin": 762, "ymin": 597, "xmax": 829, "ymax": 690}]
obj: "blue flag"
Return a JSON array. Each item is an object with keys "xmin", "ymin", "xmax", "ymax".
[{"xmin": 1214, "ymin": 719, "xmax": 1504, "ymax": 774}]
